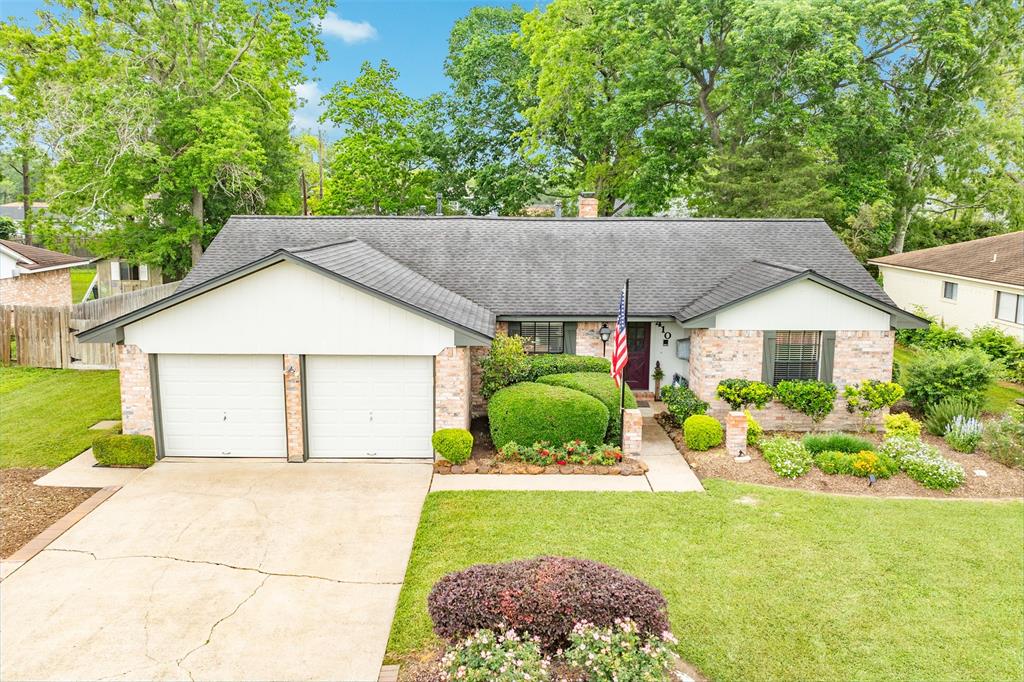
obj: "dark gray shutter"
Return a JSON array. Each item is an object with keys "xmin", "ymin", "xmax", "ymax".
[
  {"xmin": 762, "ymin": 330, "xmax": 777, "ymax": 384},
  {"xmin": 820, "ymin": 330, "xmax": 836, "ymax": 382},
  {"xmin": 563, "ymin": 322, "xmax": 577, "ymax": 355}
]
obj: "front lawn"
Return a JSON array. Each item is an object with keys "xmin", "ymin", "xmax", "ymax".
[
  {"xmin": 387, "ymin": 483, "xmax": 1024, "ymax": 681},
  {"xmin": 0, "ymin": 366, "xmax": 120, "ymax": 468},
  {"xmin": 70, "ymin": 266, "xmax": 96, "ymax": 303}
]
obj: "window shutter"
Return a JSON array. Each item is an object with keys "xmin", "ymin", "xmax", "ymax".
[
  {"xmin": 762, "ymin": 330, "xmax": 777, "ymax": 384},
  {"xmin": 820, "ymin": 331, "xmax": 836, "ymax": 382},
  {"xmin": 563, "ymin": 322, "xmax": 577, "ymax": 354},
  {"xmin": 139, "ymin": 264, "xmax": 149, "ymax": 281},
  {"xmin": 110, "ymin": 261, "xmax": 120, "ymax": 281}
]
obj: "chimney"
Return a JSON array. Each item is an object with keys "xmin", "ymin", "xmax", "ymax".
[
  {"xmin": 435, "ymin": 192, "xmax": 443, "ymax": 216},
  {"xmin": 577, "ymin": 192, "xmax": 598, "ymax": 218},
  {"xmin": 554, "ymin": 200, "xmax": 563, "ymax": 218}
]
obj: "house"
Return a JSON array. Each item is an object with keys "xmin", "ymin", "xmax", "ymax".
[
  {"xmin": 92, "ymin": 257, "xmax": 165, "ymax": 298},
  {"xmin": 0, "ymin": 239, "xmax": 91, "ymax": 307},
  {"xmin": 869, "ymin": 232, "xmax": 1024, "ymax": 335},
  {"xmin": 79, "ymin": 207, "xmax": 925, "ymax": 462}
]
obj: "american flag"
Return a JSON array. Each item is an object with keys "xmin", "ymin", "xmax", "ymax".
[{"xmin": 611, "ymin": 283, "xmax": 628, "ymax": 387}]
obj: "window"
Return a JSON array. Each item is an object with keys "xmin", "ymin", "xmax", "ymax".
[
  {"xmin": 773, "ymin": 331, "xmax": 821, "ymax": 383},
  {"xmin": 942, "ymin": 281, "xmax": 958, "ymax": 300},
  {"xmin": 507, "ymin": 321, "xmax": 564, "ymax": 354},
  {"xmin": 118, "ymin": 262, "xmax": 140, "ymax": 281},
  {"xmin": 996, "ymin": 292, "xmax": 1024, "ymax": 325}
]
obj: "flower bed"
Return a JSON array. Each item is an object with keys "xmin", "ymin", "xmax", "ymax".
[{"xmin": 435, "ymin": 439, "xmax": 648, "ymax": 476}]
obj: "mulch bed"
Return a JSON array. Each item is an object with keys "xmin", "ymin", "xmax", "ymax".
[
  {"xmin": 0, "ymin": 469, "xmax": 97, "ymax": 559},
  {"xmin": 656, "ymin": 413, "xmax": 1024, "ymax": 499}
]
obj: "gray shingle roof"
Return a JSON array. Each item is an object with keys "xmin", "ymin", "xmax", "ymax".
[
  {"xmin": 676, "ymin": 259, "xmax": 805, "ymax": 321},
  {"xmin": 182, "ymin": 216, "xmax": 895, "ymax": 321},
  {"xmin": 287, "ymin": 239, "xmax": 495, "ymax": 337}
]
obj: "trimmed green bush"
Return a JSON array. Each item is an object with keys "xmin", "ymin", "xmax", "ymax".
[
  {"xmin": 924, "ymin": 395, "xmax": 981, "ymax": 436},
  {"xmin": 745, "ymin": 410, "xmax": 763, "ymax": 446},
  {"xmin": 537, "ymin": 372, "xmax": 636, "ymax": 441},
  {"xmin": 759, "ymin": 437, "xmax": 813, "ymax": 478},
  {"xmin": 526, "ymin": 354, "xmax": 610, "ymax": 380},
  {"xmin": 683, "ymin": 415, "xmax": 723, "ymax": 451},
  {"xmin": 884, "ymin": 412, "xmax": 922, "ymax": 439},
  {"xmin": 715, "ymin": 379, "xmax": 773, "ymax": 410},
  {"xmin": 774, "ymin": 380, "xmax": 837, "ymax": 423},
  {"xmin": 901, "ymin": 347, "xmax": 996, "ymax": 410},
  {"xmin": 660, "ymin": 385, "xmax": 708, "ymax": 426},
  {"xmin": 488, "ymin": 382, "xmax": 609, "ymax": 450},
  {"xmin": 802, "ymin": 432, "xmax": 875, "ymax": 454},
  {"xmin": 92, "ymin": 433, "xmax": 155, "ymax": 467},
  {"xmin": 432, "ymin": 428, "xmax": 473, "ymax": 464}
]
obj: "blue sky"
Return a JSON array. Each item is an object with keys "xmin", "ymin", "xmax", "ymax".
[{"xmin": 5, "ymin": 1, "xmax": 535, "ymax": 134}]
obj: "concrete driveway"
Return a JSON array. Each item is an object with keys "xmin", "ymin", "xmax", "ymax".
[{"xmin": 0, "ymin": 459, "xmax": 432, "ymax": 682}]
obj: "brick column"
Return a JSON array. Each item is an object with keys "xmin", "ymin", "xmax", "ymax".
[
  {"xmin": 283, "ymin": 354, "xmax": 305, "ymax": 462},
  {"xmin": 117, "ymin": 344, "xmax": 155, "ymax": 439},
  {"xmin": 622, "ymin": 408, "xmax": 643, "ymax": 455},
  {"xmin": 725, "ymin": 411, "xmax": 748, "ymax": 460},
  {"xmin": 435, "ymin": 347, "xmax": 471, "ymax": 432}
]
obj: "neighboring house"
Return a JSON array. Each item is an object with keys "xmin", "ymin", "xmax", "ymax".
[
  {"xmin": 0, "ymin": 239, "xmax": 91, "ymax": 307},
  {"xmin": 93, "ymin": 257, "xmax": 165, "ymax": 298},
  {"xmin": 80, "ymin": 207, "xmax": 924, "ymax": 462},
  {"xmin": 870, "ymin": 232, "xmax": 1024, "ymax": 336},
  {"xmin": 0, "ymin": 201, "xmax": 49, "ymax": 224}
]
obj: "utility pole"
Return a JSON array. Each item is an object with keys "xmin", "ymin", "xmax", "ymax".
[
  {"xmin": 317, "ymin": 129, "xmax": 325, "ymax": 201},
  {"xmin": 299, "ymin": 169, "xmax": 309, "ymax": 216}
]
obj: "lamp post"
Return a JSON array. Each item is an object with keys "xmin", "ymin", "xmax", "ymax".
[{"xmin": 598, "ymin": 323, "xmax": 611, "ymax": 357}]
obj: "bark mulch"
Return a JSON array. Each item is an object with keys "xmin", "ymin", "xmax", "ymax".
[
  {"xmin": 0, "ymin": 469, "xmax": 97, "ymax": 559},
  {"xmin": 656, "ymin": 413, "xmax": 1024, "ymax": 500}
]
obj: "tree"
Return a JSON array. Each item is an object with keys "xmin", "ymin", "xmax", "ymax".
[
  {"xmin": 3, "ymin": 0, "xmax": 326, "ymax": 273},
  {"xmin": 319, "ymin": 61, "xmax": 434, "ymax": 215},
  {"xmin": 0, "ymin": 216, "xmax": 17, "ymax": 239}
]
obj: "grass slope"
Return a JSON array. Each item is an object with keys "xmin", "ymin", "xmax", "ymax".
[
  {"xmin": 70, "ymin": 267, "xmax": 96, "ymax": 303},
  {"xmin": 387, "ymin": 482, "xmax": 1024, "ymax": 681},
  {"xmin": 894, "ymin": 343, "xmax": 1024, "ymax": 414},
  {"xmin": 0, "ymin": 366, "xmax": 120, "ymax": 468}
]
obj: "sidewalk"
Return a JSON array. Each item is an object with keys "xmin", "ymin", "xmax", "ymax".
[{"xmin": 638, "ymin": 415, "xmax": 704, "ymax": 492}]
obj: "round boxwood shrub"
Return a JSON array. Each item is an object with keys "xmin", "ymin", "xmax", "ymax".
[
  {"xmin": 93, "ymin": 433, "xmax": 155, "ymax": 468},
  {"xmin": 536, "ymin": 372, "xmax": 636, "ymax": 441},
  {"xmin": 526, "ymin": 354, "xmax": 610, "ymax": 380},
  {"xmin": 432, "ymin": 428, "xmax": 473, "ymax": 464},
  {"xmin": 427, "ymin": 556, "xmax": 670, "ymax": 651},
  {"xmin": 683, "ymin": 414, "xmax": 723, "ymax": 451},
  {"xmin": 488, "ymin": 382, "xmax": 609, "ymax": 449}
]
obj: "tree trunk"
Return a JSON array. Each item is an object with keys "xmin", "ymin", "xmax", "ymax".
[
  {"xmin": 21, "ymin": 153, "xmax": 31, "ymax": 245},
  {"xmin": 190, "ymin": 188, "xmax": 204, "ymax": 266},
  {"xmin": 888, "ymin": 204, "xmax": 913, "ymax": 254}
]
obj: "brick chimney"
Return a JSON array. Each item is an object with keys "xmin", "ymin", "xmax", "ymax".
[{"xmin": 577, "ymin": 192, "xmax": 598, "ymax": 218}]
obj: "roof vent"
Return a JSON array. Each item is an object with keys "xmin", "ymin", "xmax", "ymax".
[{"xmin": 991, "ymin": 253, "xmax": 998, "ymax": 262}]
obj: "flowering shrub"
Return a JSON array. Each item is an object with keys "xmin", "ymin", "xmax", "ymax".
[
  {"xmin": 901, "ymin": 448, "xmax": 966, "ymax": 491},
  {"xmin": 428, "ymin": 557, "xmax": 670, "ymax": 651},
  {"xmin": 843, "ymin": 380, "xmax": 904, "ymax": 431},
  {"xmin": 774, "ymin": 380, "xmax": 838, "ymax": 423},
  {"xmin": 944, "ymin": 415, "xmax": 983, "ymax": 453},
  {"xmin": 878, "ymin": 435, "xmax": 935, "ymax": 463},
  {"xmin": 442, "ymin": 628, "xmax": 550, "ymax": 682},
  {"xmin": 496, "ymin": 440, "xmax": 623, "ymax": 466},
  {"xmin": 563, "ymin": 619, "xmax": 680, "ymax": 682},
  {"xmin": 981, "ymin": 407, "xmax": 1024, "ymax": 469},
  {"xmin": 759, "ymin": 437, "xmax": 812, "ymax": 478},
  {"xmin": 924, "ymin": 395, "xmax": 981, "ymax": 436},
  {"xmin": 660, "ymin": 385, "xmax": 708, "ymax": 426},
  {"xmin": 745, "ymin": 410, "xmax": 763, "ymax": 446},
  {"xmin": 715, "ymin": 379, "xmax": 773, "ymax": 410},
  {"xmin": 884, "ymin": 413, "xmax": 922, "ymax": 439},
  {"xmin": 683, "ymin": 415, "xmax": 723, "ymax": 451}
]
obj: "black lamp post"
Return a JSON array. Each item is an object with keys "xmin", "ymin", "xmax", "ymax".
[{"xmin": 598, "ymin": 323, "xmax": 612, "ymax": 356}]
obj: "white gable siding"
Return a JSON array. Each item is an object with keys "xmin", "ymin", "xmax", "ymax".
[
  {"xmin": 123, "ymin": 260, "xmax": 456, "ymax": 355},
  {"xmin": 0, "ymin": 251, "xmax": 19, "ymax": 279},
  {"xmin": 713, "ymin": 279, "xmax": 890, "ymax": 331}
]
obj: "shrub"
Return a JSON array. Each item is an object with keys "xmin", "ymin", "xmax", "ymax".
[
  {"xmin": 901, "ymin": 347, "xmax": 996, "ymax": 410},
  {"xmin": 760, "ymin": 436, "xmax": 813, "ymax": 478},
  {"xmin": 843, "ymin": 380, "xmax": 904, "ymax": 431},
  {"xmin": 537, "ymin": 372, "xmax": 636, "ymax": 441},
  {"xmin": 745, "ymin": 410, "xmax": 763, "ymax": 446},
  {"xmin": 802, "ymin": 432, "xmax": 875, "ymax": 454},
  {"xmin": 917, "ymin": 322, "xmax": 970, "ymax": 351},
  {"xmin": 563, "ymin": 620, "xmax": 679, "ymax": 682},
  {"xmin": 488, "ymin": 383, "xmax": 609, "ymax": 450},
  {"xmin": 884, "ymin": 412, "xmax": 922, "ymax": 439},
  {"xmin": 442, "ymin": 629, "xmax": 550, "ymax": 682},
  {"xmin": 715, "ymin": 379, "xmax": 773, "ymax": 410},
  {"xmin": 427, "ymin": 556, "xmax": 670, "ymax": 651},
  {"xmin": 496, "ymin": 440, "xmax": 623, "ymax": 467},
  {"xmin": 981, "ymin": 407, "xmax": 1024, "ymax": 469},
  {"xmin": 971, "ymin": 325, "xmax": 1022, "ymax": 361},
  {"xmin": 878, "ymin": 435, "xmax": 933, "ymax": 463},
  {"xmin": 432, "ymin": 428, "xmax": 473, "ymax": 464},
  {"xmin": 901, "ymin": 448, "xmax": 966, "ymax": 491},
  {"xmin": 774, "ymin": 380, "xmax": 838, "ymax": 423},
  {"xmin": 924, "ymin": 395, "xmax": 982, "ymax": 436},
  {"xmin": 851, "ymin": 450, "xmax": 900, "ymax": 478},
  {"xmin": 944, "ymin": 415, "xmax": 983, "ymax": 453},
  {"xmin": 683, "ymin": 415, "xmax": 723, "ymax": 451},
  {"xmin": 525, "ymin": 354, "xmax": 610, "ymax": 381},
  {"xmin": 92, "ymin": 434, "xmax": 155, "ymax": 467},
  {"xmin": 814, "ymin": 449, "xmax": 856, "ymax": 475},
  {"xmin": 480, "ymin": 334, "xmax": 529, "ymax": 398},
  {"xmin": 660, "ymin": 385, "xmax": 708, "ymax": 426}
]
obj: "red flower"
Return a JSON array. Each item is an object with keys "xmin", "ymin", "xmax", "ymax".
[{"xmin": 557, "ymin": 459, "xmax": 567, "ymax": 466}]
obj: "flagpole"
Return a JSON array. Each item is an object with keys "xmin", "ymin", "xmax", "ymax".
[{"xmin": 620, "ymin": 278, "xmax": 629, "ymax": 449}]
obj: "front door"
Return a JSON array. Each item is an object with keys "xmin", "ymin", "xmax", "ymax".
[{"xmin": 623, "ymin": 322, "xmax": 650, "ymax": 391}]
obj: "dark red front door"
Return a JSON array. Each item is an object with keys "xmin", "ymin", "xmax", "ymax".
[{"xmin": 624, "ymin": 322, "xmax": 650, "ymax": 391}]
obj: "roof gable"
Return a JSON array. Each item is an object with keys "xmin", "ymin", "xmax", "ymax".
[
  {"xmin": 869, "ymin": 232, "xmax": 1024, "ymax": 286},
  {"xmin": 0, "ymin": 239, "xmax": 89, "ymax": 271}
]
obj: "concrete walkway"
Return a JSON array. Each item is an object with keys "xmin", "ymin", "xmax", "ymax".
[
  {"xmin": 33, "ymin": 449, "xmax": 146, "ymax": 488},
  {"xmin": 1, "ymin": 459, "xmax": 432, "ymax": 682},
  {"xmin": 638, "ymin": 416, "xmax": 704, "ymax": 493}
]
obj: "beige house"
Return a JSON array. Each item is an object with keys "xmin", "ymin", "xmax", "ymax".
[
  {"xmin": 93, "ymin": 257, "xmax": 165, "ymax": 298},
  {"xmin": 0, "ymin": 239, "xmax": 90, "ymax": 307},
  {"xmin": 870, "ymin": 232, "xmax": 1024, "ymax": 337}
]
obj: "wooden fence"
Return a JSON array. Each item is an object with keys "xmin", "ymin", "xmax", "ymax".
[{"xmin": 2, "ymin": 282, "xmax": 177, "ymax": 369}]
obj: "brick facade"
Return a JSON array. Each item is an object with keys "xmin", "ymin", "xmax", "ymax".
[
  {"xmin": 118, "ymin": 344, "xmax": 155, "ymax": 440},
  {"xmin": 574, "ymin": 321, "xmax": 610, "ymax": 359},
  {"xmin": 0, "ymin": 269, "xmax": 72, "ymax": 307},
  {"xmin": 725, "ymin": 411, "xmax": 748, "ymax": 457},
  {"xmin": 622, "ymin": 408, "xmax": 643, "ymax": 454},
  {"xmin": 435, "ymin": 347, "xmax": 472, "ymax": 434},
  {"xmin": 283, "ymin": 354, "xmax": 305, "ymax": 462}
]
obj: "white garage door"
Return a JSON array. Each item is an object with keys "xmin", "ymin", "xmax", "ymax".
[
  {"xmin": 306, "ymin": 355, "xmax": 433, "ymax": 458},
  {"xmin": 157, "ymin": 354, "xmax": 287, "ymax": 457}
]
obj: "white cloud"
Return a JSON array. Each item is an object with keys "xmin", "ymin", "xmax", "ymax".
[
  {"xmin": 319, "ymin": 10, "xmax": 377, "ymax": 44},
  {"xmin": 292, "ymin": 81, "xmax": 326, "ymax": 133}
]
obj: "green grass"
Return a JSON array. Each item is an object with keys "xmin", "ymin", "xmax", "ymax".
[
  {"xmin": 0, "ymin": 366, "xmax": 121, "ymax": 468},
  {"xmin": 894, "ymin": 343, "xmax": 1024, "ymax": 414},
  {"xmin": 70, "ymin": 266, "xmax": 96, "ymax": 303},
  {"xmin": 387, "ymin": 483, "xmax": 1024, "ymax": 681}
]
